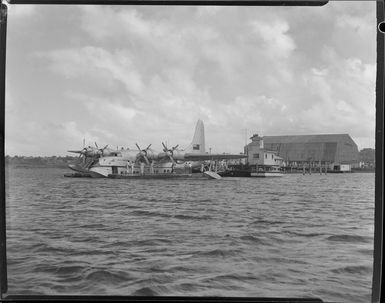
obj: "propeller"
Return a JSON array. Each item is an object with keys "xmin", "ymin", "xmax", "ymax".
[
  {"xmin": 68, "ymin": 148, "xmax": 85, "ymax": 154},
  {"xmin": 68, "ymin": 146, "xmax": 90, "ymax": 156},
  {"xmin": 80, "ymin": 149, "xmax": 88, "ymax": 163},
  {"xmin": 162, "ymin": 142, "xmax": 179, "ymax": 164},
  {"xmin": 135, "ymin": 143, "xmax": 152, "ymax": 165},
  {"xmin": 68, "ymin": 146, "xmax": 90, "ymax": 165},
  {"xmin": 95, "ymin": 142, "xmax": 109, "ymax": 156},
  {"xmin": 78, "ymin": 147, "xmax": 86, "ymax": 160}
]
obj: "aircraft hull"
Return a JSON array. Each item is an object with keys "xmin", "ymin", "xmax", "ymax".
[
  {"xmin": 108, "ymin": 173, "xmax": 193, "ymax": 179},
  {"xmin": 68, "ymin": 163, "xmax": 89, "ymax": 173},
  {"xmin": 89, "ymin": 166, "xmax": 112, "ymax": 178}
]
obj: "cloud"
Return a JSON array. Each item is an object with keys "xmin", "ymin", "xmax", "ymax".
[
  {"xmin": 7, "ymin": 4, "xmax": 37, "ymax": 19},
  {"xmin": 37, "ymin": 47, "xmax": 143, "ymax": 95},
  {"xmin": 59, "ymin": 121, "xmax": 100, "ymax": 147},
  {"xmin": 251, "ymin": 19, "xmax": 296, "ymax": 59},
  {"xmin": 79, "ymin": 6, "xmax": 162, "ymax": 41},
  {"xmin": 293, "ymin": 54, "xmax": 375, "ymax": 140},
  {"xmin": 195, "ymin": 6, "xmax": 224, "ymax": 18},
  {"xmin": 4, "ymin": 4, "xmax": 377, "ymax": 156},
  {"xmin": 5, "ymin": 117, "xmax": 99, "ymax": 156},
  {"xmin": 336, "ymin": 13, "xmax": 373, "ymax": 35}
]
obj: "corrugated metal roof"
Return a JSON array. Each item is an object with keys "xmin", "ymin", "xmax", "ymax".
[{"xmin": 263, "ymin": 134, "xmax": 355, "ymax": 145}]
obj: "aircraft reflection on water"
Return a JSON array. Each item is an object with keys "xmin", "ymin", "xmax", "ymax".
[{"xmin": 65, "ymin": 120, "xmax": 247, "ymax": 179}]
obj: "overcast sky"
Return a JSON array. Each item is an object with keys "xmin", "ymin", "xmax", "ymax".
[{"xmin": 4, "ymin": 2, "xmax": 376, "ymax": 156}]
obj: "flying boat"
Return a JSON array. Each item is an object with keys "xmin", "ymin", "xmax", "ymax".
[{"xmin": 66, "ymin": 120, "xmax": 246, "ymax": 178}]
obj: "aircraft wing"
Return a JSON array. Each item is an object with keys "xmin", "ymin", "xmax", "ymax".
[{"xmin": 183, "ymin": 153, "xmax": 247, "ymax": 161}]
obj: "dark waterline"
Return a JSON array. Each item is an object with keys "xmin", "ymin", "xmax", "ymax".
[{"xmin": 5, "ymin": 167, "xmax": 374, "ymax": 302}]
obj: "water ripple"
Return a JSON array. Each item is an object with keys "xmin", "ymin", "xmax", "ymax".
[{"xmin": 5, "ymin": 167, "xmax": 375, "ymax": 303}]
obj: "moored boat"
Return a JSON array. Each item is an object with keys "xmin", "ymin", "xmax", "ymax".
[{"xmin": 250, "ymin": 166, "xmax": 283, "ymax": 177}]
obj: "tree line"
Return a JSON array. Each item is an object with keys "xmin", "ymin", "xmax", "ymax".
[{"xmin": 5, "ymin": 155, "xmax": 77, "ymax": 168}]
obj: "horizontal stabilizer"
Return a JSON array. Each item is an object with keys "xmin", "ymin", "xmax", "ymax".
[
  {"xmin": 68, "ymin": 150, "xmax": 83, "ymax": 154},
  {"xmin": 183, "ymin": 153, "xmax": 247, "ymax": 161}
]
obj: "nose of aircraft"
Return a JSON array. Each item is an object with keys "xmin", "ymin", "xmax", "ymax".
[
  {"xmin": 68, "ymin": 163, "xmax": 86, "ymax": 172},
  {"xmin": 68, "ymin": 164, "xmax": 78, "ymax": 171}
]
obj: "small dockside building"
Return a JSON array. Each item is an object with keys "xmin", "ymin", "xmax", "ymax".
[
  {"xmin": 245, "ymin": 133, "xmax": 359, "ymax": 173},
  {"xmin": 245, "ymin": 134, "xmax": 283, "ymax": 169}
]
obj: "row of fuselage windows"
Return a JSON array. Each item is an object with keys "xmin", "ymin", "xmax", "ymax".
[{"xmin": 253, "ymin": 153, "xmax": 274, "ymax": 159}]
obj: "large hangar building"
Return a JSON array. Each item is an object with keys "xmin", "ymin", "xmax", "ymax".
[{"xmin": 245, "ymin": 133, "xmax": 360, "ymax": 172}]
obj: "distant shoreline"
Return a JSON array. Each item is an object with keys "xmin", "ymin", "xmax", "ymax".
[{"xmin": 5, "ymin": 156, "xmax": 76, "ymax": 169}]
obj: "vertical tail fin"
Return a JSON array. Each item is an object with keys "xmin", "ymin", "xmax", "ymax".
[{"xmin": 185, "ymin": 120, "xmax": 205, "ymax": 153}]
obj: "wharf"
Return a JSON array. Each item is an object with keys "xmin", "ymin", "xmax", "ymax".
[{"xmin": 219, "ymin": 170, "xmax": 251, "ymax": 177}]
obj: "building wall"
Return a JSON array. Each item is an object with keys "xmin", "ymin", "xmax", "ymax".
[
  {"xmin": 335, "ymin": 139, "xmax": 359, "ymax": 164},
  {"xmin": 339, "ymin": 164, "xmax": 351, "ymax": 172},
  {"xmin": 260, "ymin": 134, "xmax": 359, "ymax": 165},
  {"xmin": 246, "ymin": 135, "xmax": 281, "ymax": 166},
  {"xmin": 247, "ymin": 147, "xmax": 277, "ymax": 166}
]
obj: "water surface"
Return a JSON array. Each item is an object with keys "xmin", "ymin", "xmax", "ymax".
[{"xmin": 5, "ymin": 167, "xmax": 374, "ymax": 302}]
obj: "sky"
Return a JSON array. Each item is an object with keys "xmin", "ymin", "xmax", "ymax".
[{"xmin": 4, "ymin": 1, "xmax": 377, "ymax": 156}]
